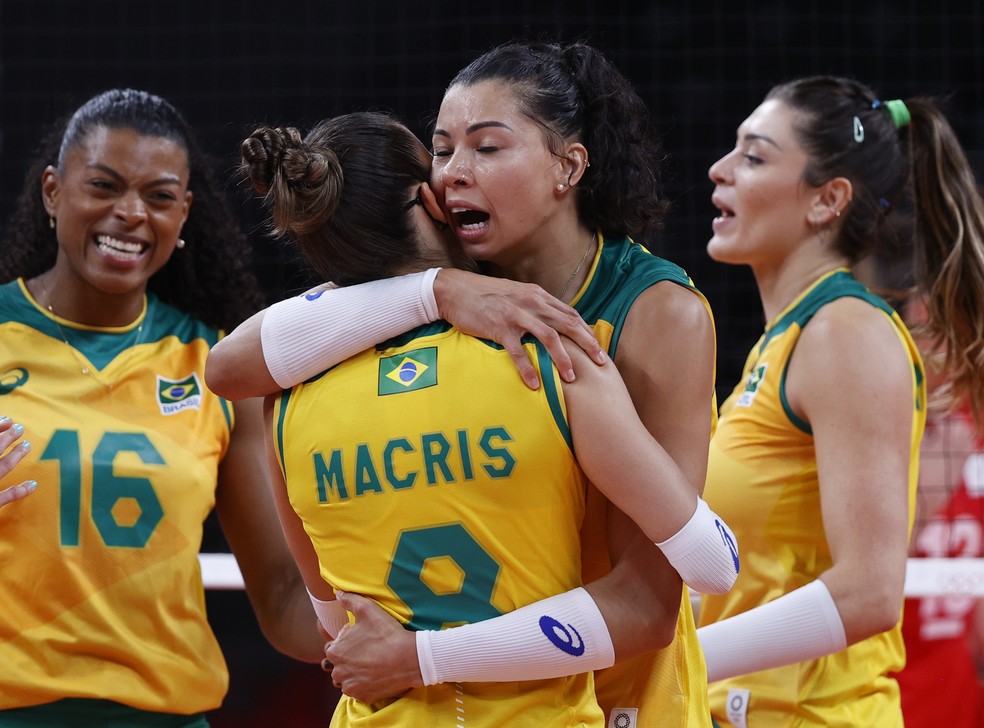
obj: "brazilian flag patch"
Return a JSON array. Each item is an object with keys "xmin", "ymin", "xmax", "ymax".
[
  {"xmin": 378, "ymin": 348, "xmax": 437, "ymax": 396},
  {"xmin": 157, "ymin": 373, "xmax": 204, "ymax": 415}
]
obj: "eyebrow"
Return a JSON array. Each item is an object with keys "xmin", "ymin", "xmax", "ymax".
[
  {"xmin": 741, "ymin": 132, "xmax": 782, "ymax": 150},
  {"xmin": 433, "ymin": 120, "xmax": 513, "ymax": 138},
  {"xmin": 87, "ymin": 162, "xmax": 184, "ymax": 185}
]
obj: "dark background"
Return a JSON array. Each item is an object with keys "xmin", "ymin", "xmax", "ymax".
[{"xmin": 2, "ymin": 1, "xmax": 981, "ymax": 725}]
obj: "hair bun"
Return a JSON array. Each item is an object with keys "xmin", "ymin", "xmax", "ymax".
[{"xmin": 240, "ymin": 126, "xmax": 343, "ymax": 237}]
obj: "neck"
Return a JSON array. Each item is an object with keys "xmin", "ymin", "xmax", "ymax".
[
  {"xmin": 28, "ymin": 269, "xmax": 147, "ymax": 328},
  {"xmin": 752, "ymin": 246, "xmax": 849, "ymax": 324},
  {"xmin": 485, "ymin": 220, "xmax": 598, "ymax": 301}
]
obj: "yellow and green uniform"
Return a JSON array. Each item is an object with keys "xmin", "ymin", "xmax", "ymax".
[
  {"xmin": 699, "ymin": 269, "xmax": 925, "ymax": 727},
  {"xmin": 273, "ymin": 322, "xmax": 602, "ymax": 727},
  {"xmin": 571, "ymin": 234, "xmax": 716, "ymax": 728},
  {"xmin": 0, "ymin": 278, "xmax": 231, "ymax": 727}
]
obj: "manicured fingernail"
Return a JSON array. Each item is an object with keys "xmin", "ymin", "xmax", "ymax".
[
  {"xmin": 0, "ymin": 416, "xmax": 10, "ymax": 425},
  {"xmin": 12, "ymin": 423, "xmax": 24, "ymax": 435},
  {"xmin": 19, "ymin": 440, "xmax": 31, "ymax": 451},
  {"xmin": 25, "ymin": 480, "xmax": 37, "ymax": 491}
]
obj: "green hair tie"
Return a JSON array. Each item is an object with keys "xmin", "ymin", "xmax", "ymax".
[{"xmin": 884, "ymin": 99, "xmax": 911, "ymax": 129}]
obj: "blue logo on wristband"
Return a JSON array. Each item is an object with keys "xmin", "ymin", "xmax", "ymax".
[
  {"xmin": 539, "ymin": 615, "xmax": 586, "ymax": 656},
  {"xmin": 716, "ymin": 519, "xmax": 740, "ymax": 573}
]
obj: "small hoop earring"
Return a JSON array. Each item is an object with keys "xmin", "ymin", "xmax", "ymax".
[{"xmin": 176, "ymin": 238, "xmax": 186, "ymax": 249}]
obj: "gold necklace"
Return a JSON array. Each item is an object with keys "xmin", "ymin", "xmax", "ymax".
[
  {"xmin": 38, "ymin": 276, "xmax": 147, "ymax": 390},
  {"xmin": 555, "ymin": 235, "xmax": 596, "ymax": 302}
]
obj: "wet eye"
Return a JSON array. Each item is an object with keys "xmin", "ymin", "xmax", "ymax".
[{"xmin": 431, "ymin": 148, "xmax": 452, "ymax": 159}]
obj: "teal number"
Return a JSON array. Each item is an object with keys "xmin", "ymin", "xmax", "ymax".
[
  {"xmin": 41, "ymin": 430, "xmax": 83, "ymax": 546},
  {"xmin": 41, "ymin": 429, "xmax": 165, "ymax": 548},
  {"xmin": 388, "ymin": 523, "xmax": 502, "ymax": 631}
]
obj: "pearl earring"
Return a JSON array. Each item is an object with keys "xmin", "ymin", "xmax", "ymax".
[
  {"xmin": 556, "ymin": 183, "xmax": 567, "ymax": 191},
  {"xmin": 49, "ymin": 216, "xmax": 56, "ymax": 229},
  {"xmin": 176, "ymin": 238, "xmax": 186, "ymax": 249}
]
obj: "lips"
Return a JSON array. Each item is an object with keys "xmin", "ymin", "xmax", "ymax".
[
  {"xmin": 450, "ymin": 207, "xmax": 490, "ymax": 230},
  {"xmin": 95, "ymin": 234, "xmax": 148, "ymax": 261}
]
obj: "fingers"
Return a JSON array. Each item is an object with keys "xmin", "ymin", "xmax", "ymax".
[
  {"xmin": 504, "ymin": 343, "xmax": 541, "ymax": 390},
  {"xmin": 559, "ymin": 315, "xmax": 607, "ymax": 366},
  {"xmin": 0, "ymin": 419, "xmax": 31, "ymax": 482},
  {"xmin": 0, "ymin": 480, "xmax": 38, "ymax": 508}
]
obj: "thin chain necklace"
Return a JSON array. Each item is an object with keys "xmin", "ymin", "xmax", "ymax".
[
  {"xmin": 37, "ymin": 276, "xmax": 147, "ymax": 390},
  {"xmin": 555, "ymin": 235, "xmax": 597, "ymax": 302}
]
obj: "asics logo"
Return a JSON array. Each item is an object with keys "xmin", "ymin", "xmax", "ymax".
[
  {"xmin": 0, "ymin": 368, "xmax": 28, "ymax": 395},
  {"xmin": 539, "ymin": 615, "xmax": 586, "ymax": 656}
]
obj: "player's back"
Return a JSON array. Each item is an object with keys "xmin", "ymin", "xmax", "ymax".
[{"xmin": 273, "ymin": 322, "xmax": 603, "ymax": 727}]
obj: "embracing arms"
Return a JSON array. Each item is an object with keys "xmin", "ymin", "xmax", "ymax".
[
  {"xmin": 206, "ymin": 268, "xmax": 606, "ymax": 399},
  {"xmin": 213, "ymin": 397, "xmax": 325, "ymax": 663}
]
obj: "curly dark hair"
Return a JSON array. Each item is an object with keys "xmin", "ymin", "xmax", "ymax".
[
  {"xmin": 0, "ymin": 89, "xmax": 264, "ymax": 331},
  {"xmin": 446, "ymin": 40, "xmax": 670, "ymax": 245}
]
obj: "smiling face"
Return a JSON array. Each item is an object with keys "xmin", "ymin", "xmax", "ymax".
[
  {"xmin": 707, "ymin": 99, "xmax": 819, "ymax": 269},
  {"xmin": 430, "ymin": 80, "xmax": 571, "ymax": 266},
  {"xmin": 42, "ymin": 125, "xmax": 192, "ymax": 303}
]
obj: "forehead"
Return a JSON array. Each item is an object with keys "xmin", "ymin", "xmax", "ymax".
[
  {"xmin": 67, "ymin": 125, "xmax": 190, "ymax": 175},
  {"xmin": 739, "ymin": 99, "xmax": 801, "ymax": 145},
  {"xmin": 437, "ymin": 80, "xmax": 526, "ymax": 128}
]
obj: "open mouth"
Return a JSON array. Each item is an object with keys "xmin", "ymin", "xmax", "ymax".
[
  {"xmin": 451, "ymin": 208, "xmax": 491, "ymax": 231},
  {"xmin": 96, "ymin": 234, "xmax": 149, "ymax": 261}
]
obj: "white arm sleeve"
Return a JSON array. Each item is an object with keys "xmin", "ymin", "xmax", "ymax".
[
  {"xmin": 416, "ymin": 587, "xmax": 614, "ymax": 685},
  {"xmin": 697, "ymin": 579, "xmax": 848, "ymax": 683},
  {"xmin": 307, "ymin": 589, "xmax": 350, "ymax": 639},
  {"xmin": 262, "ymin": 269, "xmax": 441, "ymax": 389},
  {"xmin": 655, "ymin": 497, "xmax": 740, "ymax": 595}
]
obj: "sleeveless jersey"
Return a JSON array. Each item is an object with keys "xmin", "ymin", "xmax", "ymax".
[
  {"xmin": 0, "ymin": 278, "xmax": 231, "ymax": 719},
  {"xmin": 570, "ymin": 234, "xmax": 715, "ymax": 728},
  {"xmin": 699, "ymin": 269, "xmax": 926, "ymax": 727},
  {"xmin": 894, "ymin": 406, "xmax": 984, "ymax": 728},
  {"xmin": 273, "ymin": 321, "xmax": 602, "ymax": 727}
]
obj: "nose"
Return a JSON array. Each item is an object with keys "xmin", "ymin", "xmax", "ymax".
[
  {"xmin": 114, "ymin": 192, "xmax": 148, "ymax": 225},
  {"xmin": 441, "ymin": 151, "xmax": 472, "ymax": 188},
  {"xmin": 708, "ymin": 149, "xmax": 736, "ymax": 184}
]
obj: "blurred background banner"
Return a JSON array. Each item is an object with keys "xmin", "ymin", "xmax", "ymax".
[{"xmin": 3, "ymin": 2, "xmax": 981, "ymax": 725}]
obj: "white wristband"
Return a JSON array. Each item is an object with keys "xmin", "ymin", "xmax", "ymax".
[
  {"xmin": 306, "ymin": 589, "xmax": 349, "ymax": 639},
  {"xmin": 416, "ymin": 587, "xmax": 614, "ymax": 685},
  {"xmin": 656, "ymin": 497, "xmax": 740, "ymax": 595},
  {"xmin": 697, "ymin": 579, "xmax": 848, "ymax": 683},
  {"xmin": 262, "ymin": 268, "xmax": 441, "ymax": 389}
]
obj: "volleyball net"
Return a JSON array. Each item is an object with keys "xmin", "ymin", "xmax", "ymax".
[{"xmin": 198, "ymin": 554, "xmax": 984, "ymax": 596}]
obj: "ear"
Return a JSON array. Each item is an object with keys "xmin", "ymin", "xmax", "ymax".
[
  {"xmin": 181, "ymin": 190, "xmax": 193, "ymax": 227},
  {"xmin": 418, "ymin": 182, "xmax": 447, "ymax": 224},
  {"xmin": 557, "ymin": 142, "xmax": 590, "ymax": 189},
  {"xmin": 809, "ymin": 176, "xmax": 853, "ymax": 225},
  {"xmin": 41, "ymin": 165, "xmax": 61, "ymax": 217}
]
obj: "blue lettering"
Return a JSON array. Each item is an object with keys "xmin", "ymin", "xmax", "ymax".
[
  {"xmin": 355, "ymin": 443, "xmax": 383, "ymax": 495},
  {"xmin": 422, "ymin": 433, "xmax": 454, "ymax": 485},
  {"xmin": 456, "ymin": 429, "xmax": 474, "ymax": 480},
  {"xmin": 480, "ymin": 427, "xmax": 515, "ymax": 478},
  {"xmin": 313, "ymin": 450, "xmax": 348, "ymax": 502},
  {"xmin": 384, "ymin": 438, "xmax": 417, "ymax": 490}
]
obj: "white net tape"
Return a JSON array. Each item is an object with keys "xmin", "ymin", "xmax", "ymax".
[{"xmin": 198, "ymin": 554, "xmax": 984, "ymax": 596}]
